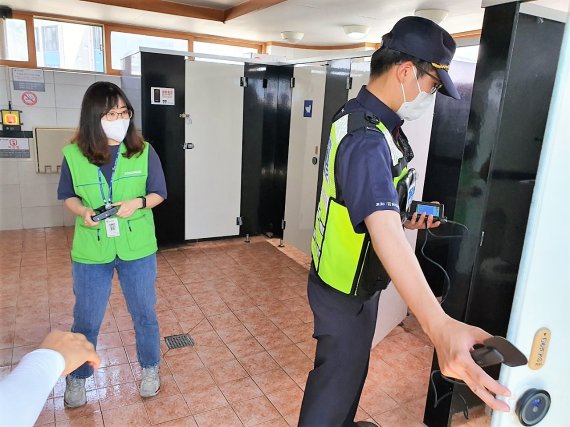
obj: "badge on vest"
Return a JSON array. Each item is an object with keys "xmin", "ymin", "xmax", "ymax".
[{"xmin": 105, "ymin": 218, "xmax": 120, "ymax": 238}]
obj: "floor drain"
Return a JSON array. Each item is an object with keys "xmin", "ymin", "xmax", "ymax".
[{"xmin": 164, "ymin": 334, "xmax": 194, "ymax": 349}]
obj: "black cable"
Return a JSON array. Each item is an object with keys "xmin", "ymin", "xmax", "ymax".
[
  {"xmin": 419, "ymin": 218, "xmax": 470, "ymax": 304},
  {"xmin": 419, "ymin": 217, "xmax": 471, "ymax": 419},
  {"xmin": 420, "ymin": 222, "xmax": 452, "ymax": 304},
  {"xmin": 430, "ymin": 369, "xmax": 470, "ymax": 419}
]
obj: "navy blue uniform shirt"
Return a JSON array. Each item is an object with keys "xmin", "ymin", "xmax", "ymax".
[
  {"xmin": 57, "ymin": 143, "xmax": 167, "ymax": 201},
  {"xmin": 336, "ymin": 86, "xmax": 403, "ymax": 234}
]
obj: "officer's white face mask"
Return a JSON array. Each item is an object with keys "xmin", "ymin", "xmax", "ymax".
[
  {"xmin": 396, "ymin": 67, "xmax": 435, "ymax": 122},
  {"xmin": 101, "ymin": 118, "xmax": 130, "ymax": 143}
]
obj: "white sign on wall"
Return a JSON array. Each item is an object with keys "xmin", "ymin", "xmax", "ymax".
[
  {"xmin": 12, "ymin": 68, "xmax": 46, "ymax": 92},
  {"xmin": 150, "ymin": 87, "xmax": 175, "ymax": 105},
  {"xmin": 0, "ymin": 137, "xmax": 30, "ymax": 158}
]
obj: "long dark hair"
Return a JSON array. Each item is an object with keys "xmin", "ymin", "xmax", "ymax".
[{"xmin": 74, "ymin": 81, "xmax": 144, "ymax": 166}]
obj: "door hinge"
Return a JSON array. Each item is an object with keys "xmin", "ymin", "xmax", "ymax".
[
  {"xmin": 240, "ymin": 77, "xmax": 248, "ymax": 87},
  {"xmin": 290, "ymin": 77, "xmax": 295, "ymax": 88},
  {"xmin": 281, "ymin": 219, "xmax": 286, "ymax": 230},
  {"xmin": 236, "ymin": 216, "xmax": 244, "ymax": 226},
  {"xmin": 479, "ymin": 231, "xmax": 485, "ymax": 247},
  {"xmin": 346, "ymin": 76, "xmax": 353, "ymax": 90}
]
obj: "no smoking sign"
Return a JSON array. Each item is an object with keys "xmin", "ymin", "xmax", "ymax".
[{"xmin": 21, "ymin": 91, "xmax": 38, "ymax": 106}]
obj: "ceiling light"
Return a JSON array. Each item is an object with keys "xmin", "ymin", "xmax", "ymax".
[
  {"xmin": 343, "ymin": 25, "xmax": 370, "ymax": 40},
  {"xmin": 414, "ymin": 9, "xmax": 449, "ymax": 24},
  {"xmin": 281, "ymin": 31, "xmax": 304, "ymax": 43}
]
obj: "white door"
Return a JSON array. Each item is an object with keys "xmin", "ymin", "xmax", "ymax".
[
  {"xmin": 184, "ymin": 60, "xmax": 244, "ymax": 240},
  {"xmin": 491, "ymin": 19, "xmax": 570, "ymax": 427},
  {"xmin": 283, "ymin": 64, "xmax": 326, "ymax": 255}
]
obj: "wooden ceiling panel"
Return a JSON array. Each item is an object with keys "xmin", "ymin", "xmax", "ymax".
[{"xmin": 80, "ymin": 0, "xmax": 287, "ymax": 22}]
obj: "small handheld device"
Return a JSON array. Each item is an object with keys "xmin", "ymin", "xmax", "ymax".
[
  {"xmin": 91, "ymin": 206, "xmax": 119, "ymax": 222},
  {"xmin": 407, "ymin": 201, "xmax": 444, "ymax": 222},
  {"xmin": 470, "ymin": 336, "xmax": 528, "ymax": 368}
]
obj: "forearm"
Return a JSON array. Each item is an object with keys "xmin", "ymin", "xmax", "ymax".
[
  {"xmin": 0, "ymin": 350, "xmax": 65, "ymax": 427},
  {"xmin": 64, "ymin": 197, "xmax": 88, "ymax": 217},
  {"xmin": 365, "ymin": 210, "xmax": 447, "ymax": 339},
  {"xmin": 144, "ymin": 193, "xmax": 164, "ymax": 209}
]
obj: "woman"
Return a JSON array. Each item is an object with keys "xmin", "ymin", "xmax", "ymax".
[{"xmin": 57, "ymin": 81, "xmax": 167, "ymax": 407}]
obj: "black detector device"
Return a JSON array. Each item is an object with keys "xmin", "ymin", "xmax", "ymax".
[
  {"xmin": 91, "ymin": 206, "xmax": 119, "ymax": 222},
  {"xmin": 516, "ymin": 389, "xmax": 551, "ymax": 426},
  {"xmin": 407, "ymin": 201, "xmax": 444, "ymax": 222},
  {"xmin": 470, "ymin": 336, "xmax": 528, "ymax": 368}
]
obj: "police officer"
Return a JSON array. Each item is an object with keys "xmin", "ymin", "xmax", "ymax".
[{"xmin": 298, "ymin": 17, "xmax": 511, "ymax": 426}]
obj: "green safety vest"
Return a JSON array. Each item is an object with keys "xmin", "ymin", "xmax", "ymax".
[
  {"xmin": 63, "ymin": 142, "xmax": 157, "ymax": 264},
  {"xmin": 311, "ymin": 110, "xmax": 415, "ymax": 296}
]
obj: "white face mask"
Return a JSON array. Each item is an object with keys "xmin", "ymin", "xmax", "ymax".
[
  {"xmin": 101, "ymin": 118, "xmax": 130, "ymax": 143},
  {"xmin": 396, "ymin": 67, "xmax": 435, "ymax": 122}
]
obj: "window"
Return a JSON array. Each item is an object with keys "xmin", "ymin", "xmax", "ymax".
[
  {"xmin": 110, "ymin": 31, "xmax": 188, "ymax": 70},
  {"xmin": 193, "ymin": 41, "xmax": 258, "ymax": 60},
  {"xmin": 0, "ymin": 19, "xmax": 29, "ymax": 61},
  {"xmin": 34, "ymin": 18, "xmax": 104, "ymax": 72},
  {"xmin": 454, "ymin": 45, "xmax": 480, "ymax": 63}
]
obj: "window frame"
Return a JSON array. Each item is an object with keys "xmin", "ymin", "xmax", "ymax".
[{"xmin": 0, "ymin": 12, "xmax": 36, "ymax": 68}]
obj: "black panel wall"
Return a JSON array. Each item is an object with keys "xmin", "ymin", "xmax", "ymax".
[
  {"xmin": 416, "ymin": 60, "xmax": 476, "ymax": 297},
  {"xmin": 315, "ymin": 59, "xmax": 351, "ymax": 208},
  {"xmin": 240, "ymin": 64, "xmax": 294, "ymax": 238},
  {"xmin": 423, "ymin": 4, "xmax": 564, "ymax": 425},
  {"xmin": 122, "ymin": 52, "xmax": 186, "ymax": 246}
]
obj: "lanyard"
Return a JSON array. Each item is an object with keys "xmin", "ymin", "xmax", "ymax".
[{"xmin": 98, "ymin": 144, "xmax": 122, "ymax": 209}]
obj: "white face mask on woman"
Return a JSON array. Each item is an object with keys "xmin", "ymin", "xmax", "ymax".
[
  {"xmin": 101, "ymin": 119, "xmax": 130, "ymax": 143},
  {"xmin": 396, "ymin": 66, "xmax": 435, "ymax": 122}
]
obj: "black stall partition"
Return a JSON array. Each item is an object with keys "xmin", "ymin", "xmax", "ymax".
[
  {"xmin": 423, "ymin": 3, "xmax": 564, "ymax": 425},
  {"xmin": 122, "ymin": 51, "xmax": 186, "ymax": 247},
  {"xmin": 240, "ymin": 64, "xmax": 294, "ymax": 239},
  {"xmin": 416, "ymin": 60, "xmax": 477, "ymax": 297}
]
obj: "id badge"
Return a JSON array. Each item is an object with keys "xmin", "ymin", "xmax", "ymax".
[{"xmin": 105, "ymin": 217, "xmax": 120, "ymax": 238}]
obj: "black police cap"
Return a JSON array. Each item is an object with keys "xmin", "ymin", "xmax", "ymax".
[{"xmin": 382, "ymin": 16, "xmax": 460, "ymax": 99}]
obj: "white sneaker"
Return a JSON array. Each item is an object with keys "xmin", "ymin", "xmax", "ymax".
[
  {"xmin": 140, "ymin": 365, "xmax": 160, "ymax": 397},
  {"xmin": 64, "ymin": 376, "xmax": 86, "ymax": 408}
]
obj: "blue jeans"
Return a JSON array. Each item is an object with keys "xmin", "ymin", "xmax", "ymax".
[{"xmin": 70, "ymin": 253, "xmax": 160, "ymax": 379}]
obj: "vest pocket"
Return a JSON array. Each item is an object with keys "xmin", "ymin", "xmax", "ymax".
[
  {"xmin": 124, "ymin": 212, "xmax": 155, "ymax": 252},
  {"xmin": 72, "ymin": 224, "xmax": 108, "ymax": 263}
]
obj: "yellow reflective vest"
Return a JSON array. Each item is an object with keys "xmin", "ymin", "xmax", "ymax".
[{"xmin": 311, "ymin": 110, "xmax": 415, "ymax": 296}]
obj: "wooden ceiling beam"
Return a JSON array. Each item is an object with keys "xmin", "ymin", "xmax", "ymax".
[
  {"xmin": 80, "ymin": 0, "xmax": 224, "ymax": 22},
  {"xmin": 224, "ymin": 0, "xmax": 287, "ymax": 21}
]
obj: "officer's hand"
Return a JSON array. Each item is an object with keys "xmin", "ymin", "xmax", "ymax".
[
  {"xmin": 404, "ymin": 201, "xmax": 441, "ymax": 230},
  {"xmin": 39, "ymin": 330, "xmax": 100, "ymax": 376},
  {"xmin": 430, "ymin": 316, "xmax": 511, "ymax": 412},
  {"xmin": 82, "ymin": 207, "xmax": 99, "ymax": 227},
  {"xmin": 113, "ymin": 199, "xmax": 141, "ymax": 218}
]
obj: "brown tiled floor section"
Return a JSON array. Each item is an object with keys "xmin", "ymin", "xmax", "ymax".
[{"xmin": 0, "ymin": 227, "xmax": 490, "ymax": 426}]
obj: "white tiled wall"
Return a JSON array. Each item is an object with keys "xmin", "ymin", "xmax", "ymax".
[{"xmin": 0, "ymin": 66, "xmax": 121, "ymax": 230}]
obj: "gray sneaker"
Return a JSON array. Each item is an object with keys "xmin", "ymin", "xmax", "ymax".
[
  {"xmin": 64, "ymin": 376, "xmax": 86, "ymax": 408},
  {"xmin": 140, "ymin": 365, "xmax": 160, "ymax": 397}
]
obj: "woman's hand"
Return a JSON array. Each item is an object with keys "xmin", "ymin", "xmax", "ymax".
[
  {"xmin": 82, "ymin": 207, "xmax": 99, "ymax": 227},
  {"xmin": 112, "ymin": 199, "xmax": 142, "ymax": 218}
]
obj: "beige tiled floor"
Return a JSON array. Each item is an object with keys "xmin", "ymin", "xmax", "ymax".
[{"xmin": 0, "ymin": 227, "xmax": 489, "ymax": 426}]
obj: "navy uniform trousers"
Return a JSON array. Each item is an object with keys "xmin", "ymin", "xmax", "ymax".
[{"xmin": 298, "ymin": 269, "xmax": 381, "ymax": 427}]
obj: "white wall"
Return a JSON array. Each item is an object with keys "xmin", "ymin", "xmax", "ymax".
[
  {"xmin": 0, "ymin": 66, "xmax": 120, "ymax": 230},
  {"xmin": 267, "ymin": 45, "xmax": 375, "ymax": 61}
]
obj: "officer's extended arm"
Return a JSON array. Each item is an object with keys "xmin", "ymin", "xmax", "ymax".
[{"xmin": 364, "ymin": 209, "xmax": 511, "ymax": 412}]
